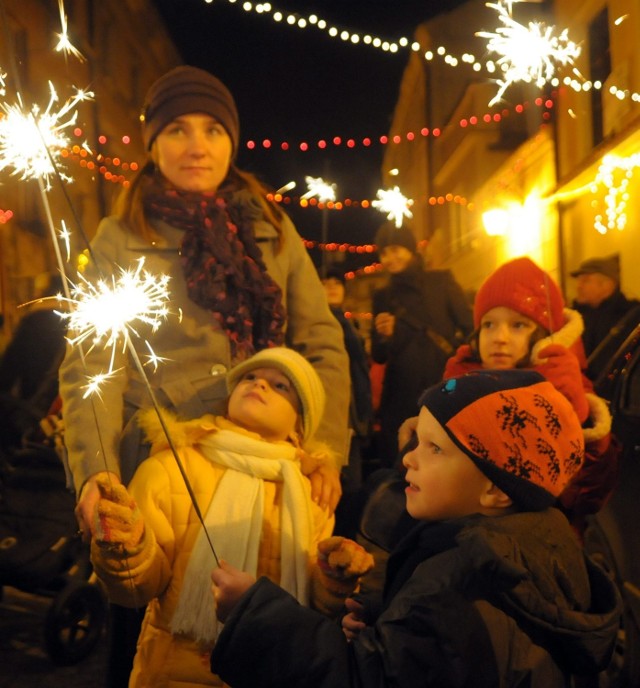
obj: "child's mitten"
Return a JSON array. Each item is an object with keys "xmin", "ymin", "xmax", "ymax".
[
  {"xmin": 92, "ymin": 474, "xmax": 144, "ymax": 551},
  {"xmin": 534, "ymin": 344, "xmax": 590, "ymax": 423},
  {"xmin": 316, "ymin": 536, "xmax": 374, "ymax": 594}
]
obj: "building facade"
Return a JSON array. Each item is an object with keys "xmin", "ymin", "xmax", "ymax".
[
  {"xmin": 382, "ymin": 0, "xmax": 640, "ymax": 303},
  {"xmin": 0, "ymin": 0, "xmax": 180, "ymax": 332}
]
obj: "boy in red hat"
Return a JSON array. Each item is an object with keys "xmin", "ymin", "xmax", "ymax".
[{"xmin": 210, "ymin": 370, "xmax": 621, "ymax": 687}]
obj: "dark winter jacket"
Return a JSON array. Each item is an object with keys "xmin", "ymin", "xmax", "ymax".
[
  {"xmin": 211, "ymin": 509, "xmax": 621, "ymax": 688},
  {"xmin": 371, "ymin": 263, "xmax": 472, "ymax": 463},
  {"xmin": 573, "ymin": 291, "xmax": 640, "ymax": 379}
]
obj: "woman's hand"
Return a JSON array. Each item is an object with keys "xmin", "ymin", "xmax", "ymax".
[
  {"xmin": 306, "ymin": 461, "xmax": 342, "ymax": 514},
  {"xmin": 342, "ymin": 597, "xmax": 366, "ymax": 641},
  {"xmin": 211, "ymin": 560, "xmax": 256, "ymax": 623},
  {"xmin": 374, "ymin": 312, "xmax": 396, "ymax": 338},
  {"xmin": 75, "ymin": 471, "xmax": 122, "ymax": 541}
]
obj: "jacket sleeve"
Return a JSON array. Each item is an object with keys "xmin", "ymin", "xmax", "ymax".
[
  {"xmin": 276, "ymin": 215, "xmax": 351, "ymax": 463},
  {"xmin": 443, "ymin": 270, "xmax": 474, "ymax": 338},
  {"xmin": 211, "ymin": 571, "xmax": 499, "ymax": 688},
  {"xmin": 370, "ymin": 288, "xmax": 391, "ymax": 364},
  {"xmin": 58, "ymin": 217, "xmax": 131, "ymax": 493},
  {"xmin": 211, "ymin": 577, "xmax": 355, "ymax": 688}
]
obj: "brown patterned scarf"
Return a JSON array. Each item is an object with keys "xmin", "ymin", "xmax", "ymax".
[{"xmin": 144, "ymin": 184, "xmax": 286, "ymax": 359}]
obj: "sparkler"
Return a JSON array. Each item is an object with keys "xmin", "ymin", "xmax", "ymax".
[
  {"xmin": 55, "ymin": 0, "xmax": 86, "ymax": 62},
  {"xmin": 301, "ymin": 175, "xmax": 337, "ymax": 202},
  {"xmin": 477, "ymin": 1, "xmax": 581, "ymax": 106},
  {"xmin": 0, "ymin": 82, "xmax": 93, "ymax": 187},
  {"xmin": 372, "ymin": 186, "xmax": 413, "ymax": 228},
  {"xmin": 60, "ymin": 258, "xmax": 171, "ymax": 389}
]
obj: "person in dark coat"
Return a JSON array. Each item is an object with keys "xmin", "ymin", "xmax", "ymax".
[
  {"xmin": 210, "ymin": 369, "xmax": 622, "ymax": 688},
  {"xmin": 570, "ymin": 254, "xmax": 640, "ymax": 381},
  {"xmin": 370, "ymin": 222, "xmax": 473, "ymax": 466},
  {"xmin": 211, "ymin": 370, "xmax": 621, "ymax": 688},
  {"xmin": 322, "ymin": 267, "xmax": 373, "ymax": 536}
]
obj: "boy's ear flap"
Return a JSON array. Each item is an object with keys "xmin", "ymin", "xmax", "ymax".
[{"xmin": 480, "ymin": 483, "xmax": 513, "ymax": 509}]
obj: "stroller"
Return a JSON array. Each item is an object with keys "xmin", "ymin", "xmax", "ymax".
[{"xmin": 0, "ymin": 393, "xmax": 107, "ymax": 666}]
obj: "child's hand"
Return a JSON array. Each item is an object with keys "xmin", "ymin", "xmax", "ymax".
[
  {"xmin": 398, "ymin": 416, "xmax": 418, "ymax": 453},
  {"xmin": 317, "ymin": 536, "xmax": 374, "ymax": 581},
  {"xmin": 535, "ymin": 344, "xmax": 589, "ymax": 423},
  {"xmin": 92, "ymin": 475, "xmax": 144, "ymax": 549},
  {"xmin": 342, "ymin": 597, "xmax": 366, "ymax": 641},
  {"xmin": 211, "ymin": 560, "xmax": 256, "ymax": 623}
]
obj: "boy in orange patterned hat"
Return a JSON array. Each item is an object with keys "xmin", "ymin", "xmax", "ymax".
[{"xmin": 210, "ymin": 369, "xmax": 621, "ymax": 688}]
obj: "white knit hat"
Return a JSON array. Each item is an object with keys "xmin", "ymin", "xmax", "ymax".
[{"xmin": 226, "ymin": 347, "xmax": 326, "ymax": 442}]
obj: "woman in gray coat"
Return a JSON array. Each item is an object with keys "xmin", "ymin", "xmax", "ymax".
[{"xmin": 58, "ymin": 65, "xmax": 350, "ymax": 687}]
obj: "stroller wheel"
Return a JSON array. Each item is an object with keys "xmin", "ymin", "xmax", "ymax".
[{"xmin": 43, "ymin": 581, "xmax": 107, "ymax": 665}]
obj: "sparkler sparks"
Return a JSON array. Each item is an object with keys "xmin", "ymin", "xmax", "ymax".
[
  {"xmin": 60, "ymin": 258, "xmax": 171, "ymax": 393},
  {"xmin": 55, "ymin": 0, "xmax": 86, "ymax": 62},
  {"xmin": 301, "ymin": 175, "xmax": 337, "ymax": 202},
  {"xmin": 372, "ymin": 186, "xmax": 413, "ymax": 228},
  {"xmin": 477, "ymin": 1, "xmax": 581, "ymax": 106},
  {"xmin": 0, "ymin": 82, "xmax": 93, "ymax": 187}
]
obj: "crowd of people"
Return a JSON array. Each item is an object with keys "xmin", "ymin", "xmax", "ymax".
[{"xmin": 0, "ymin": 63, "xmax": 635, "ymax": 687}]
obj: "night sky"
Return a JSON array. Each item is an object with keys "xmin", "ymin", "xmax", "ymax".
[{"xmin": 151, "ymin": 0, "xmax": 469, "ymax": 269}]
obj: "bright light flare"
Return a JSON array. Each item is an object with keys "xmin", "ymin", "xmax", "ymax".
[
  {"xmin": 372, "ymin": 186, "xmax": 413, "ymax": 228},
  {"xmin": 477, "ymin": 1, "xmax": 581, "ymax": 106},
  {"xmin": 0, "ymin": 82, "xmax": 93, "ymax": 187},
  {"xmin": 301, "ymin": 176, "xmax": 337, "ymax": 202},
  {"xmin": 60, "ymin": 259, "xmax": 171, "ymax": 392},
  {"xmin": 55, "ymin": 0, "xmax": 86, "ymax": 62}
]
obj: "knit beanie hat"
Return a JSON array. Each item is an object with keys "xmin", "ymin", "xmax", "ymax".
[
  {"xmin": 374, "ymin": 222, "xmax": 417, "ymax": 255},
  {"xmin": 473, "ymin": 257, "xmax": 565, "ymax": 333},
  {"xmin": 141, "ymin": 65, "xmax": 240, "ymax": 152},
  {"xmin": 419, "ymin": 369, "xmax": 584, "ymax": 511},
  {"xmin": 226, "ymin": 347, "xmax": 325, "ymax": 443}
]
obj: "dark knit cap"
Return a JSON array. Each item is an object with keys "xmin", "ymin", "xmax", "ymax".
[
  {"xmin": 141, "ymin": 66, "xmax": 240, "ymax": 152},
  {"xmin": 419, "ymin": 369, "xmax": 584, "ymax": 511},
  {"xmin": 374, "ymin": 222, "xmax": 417, "ymax": 255}
]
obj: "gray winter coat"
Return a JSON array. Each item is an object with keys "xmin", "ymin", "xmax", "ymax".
[{"xmin": 59, "ymin": 198, "xmax": 350, "ymax": 492}]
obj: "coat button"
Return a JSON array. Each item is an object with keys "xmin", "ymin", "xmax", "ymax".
[{"xmin": 209, "ymin": 363, "xmax": 227, "ymax": 377}]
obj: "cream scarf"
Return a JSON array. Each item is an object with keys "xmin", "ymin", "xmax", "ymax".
[{"xmin": 170, "ymin": 423, "xmax": 315, "ymax": 645}]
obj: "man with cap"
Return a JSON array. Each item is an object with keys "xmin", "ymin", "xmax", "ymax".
[
  {"xmin": 210, "ymin": 369, "xmax": 622, "ymax": 687},
  {"xmin": 370, "ymin": 221, "xmax": 473, "ymax": 466},
  {"xmin": 570, "ymin": 254, "xmax": 640, "ymax": 380}
]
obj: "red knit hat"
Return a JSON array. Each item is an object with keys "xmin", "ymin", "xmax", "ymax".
[
  {"xmin": 473, "ymin": 257, "xmax": 565, "ymax": 333},
  {"xmin": 420, "ymin": 369, "xmax": 584, "ymax": 511}
]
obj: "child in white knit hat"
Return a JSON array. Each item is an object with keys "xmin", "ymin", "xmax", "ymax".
[{"xmin": 90, "ymin": 347, "xmax": 373, "ymax": 688}]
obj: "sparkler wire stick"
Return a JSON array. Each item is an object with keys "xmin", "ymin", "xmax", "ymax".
[{"xmin": 125, "ymin": 340, "xmax": 220, "ymax": 565}]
